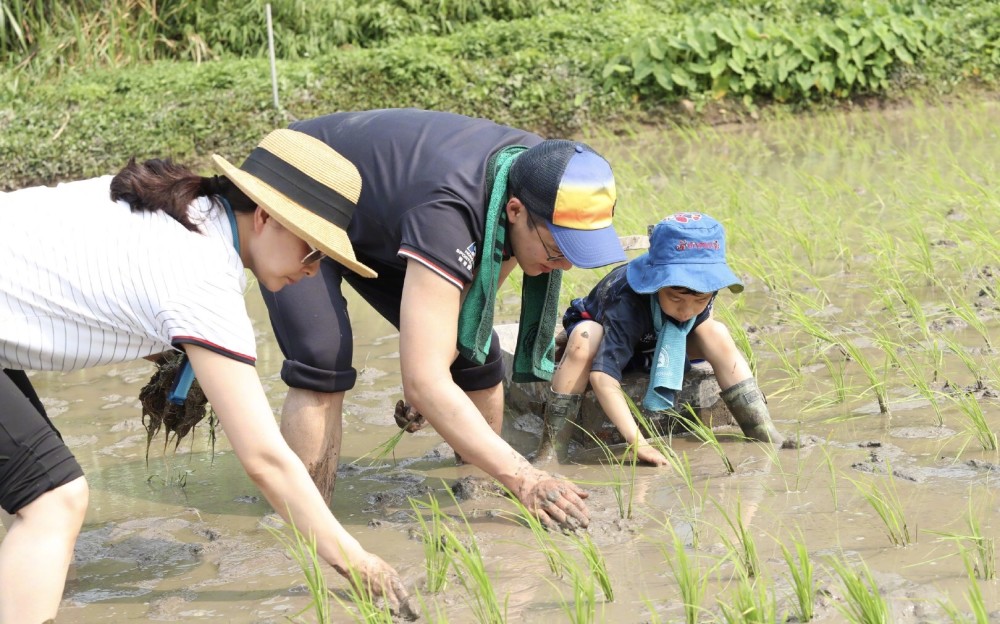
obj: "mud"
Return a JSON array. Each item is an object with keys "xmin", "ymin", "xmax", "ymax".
[{"xmin": 4, "ymin": 103, "xmax": 999, "ymax": 623}]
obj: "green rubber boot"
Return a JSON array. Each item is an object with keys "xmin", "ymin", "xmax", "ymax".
[
  {"xmin": 720, "ymin": 378, "xmax": 785, "ymax": 446},
  {"xmin": 533, "ymin": 390, "xmax": 582, "ymax": 465}
]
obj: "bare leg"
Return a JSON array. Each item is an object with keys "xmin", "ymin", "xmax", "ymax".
[
  {"xmin": 279, "ymin": 388, "xmax": 345, "ymax": 505},
  {"xmin": 0, "ymin": 476, "xmax": 89, "ymax": 624},
  {"xmin": 551, "ymin": 322, "xmax": 603, "ymax": 394}
]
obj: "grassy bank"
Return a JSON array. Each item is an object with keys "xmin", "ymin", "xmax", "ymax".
[{"xmin": 1, "ymin": 0, "xmax": 998, "ymax": 189}]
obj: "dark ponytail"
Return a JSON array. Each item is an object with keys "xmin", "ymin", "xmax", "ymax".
[{"xmin": 110, "ymin": 158, "xmax": 254, "ymax": 231}]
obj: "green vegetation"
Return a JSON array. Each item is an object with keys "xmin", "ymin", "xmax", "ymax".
[{"xmin": 3, "ymin": 0, "xmax": 1000, "ymax": 189}]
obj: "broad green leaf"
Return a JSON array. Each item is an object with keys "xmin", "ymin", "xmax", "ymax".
[
  {"xmin": 671, "ymin": 66, "xmax": 696, "ymax": 89},
  {"xmin": 710, "ymin": 54, "xmax": 728, "ymax": 79},
  {"xmin": 714, "ymin": 20, "xmax": 739, "ymax": 47},
  {"xmin": 633, "ymin": 59, "xmax": 654, "ymax": 83},
  {"xmin": 688, "ymin": 60, "xmax": 712, "ymax": 75},
  {"xmin": 817, "ymin": 24, "xmax": 845, "ymax": 56},
  {"xmin": 895, "ymin": 45, "xmax": 914, "ymax": 65},
  {"xmin": 601, "ymin": 63, "xmax": 631, "ymax": 79},
  {"xmin": 648, "ymin": 37, "xmax": 665, "ymax": 61},
  {"xmin": 795, "ymin": 72, "xmax": 814, "ymax": 93},
  {"xmin": 652, "ymin": 63, "xmax": 673, "ymax": 91},
  {"xmin": 842, "ymin": 62, "xmax": 858, "ymax": 85}
]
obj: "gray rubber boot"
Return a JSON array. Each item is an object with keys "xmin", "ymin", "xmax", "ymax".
[
  {"xmin": 533, "ymin": 390, "xmax": 583, "ymax": 465},
  {"xmin": 720, "ymin": 378, "xmax": 785, "ymax": 446}
]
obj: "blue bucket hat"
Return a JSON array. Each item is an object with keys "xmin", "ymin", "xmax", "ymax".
[{"xmin": 626, "ymin": 213, "xmax": 744, "ymax": 294}]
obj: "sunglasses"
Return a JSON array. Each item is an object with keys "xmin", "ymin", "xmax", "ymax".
[
  {"xmin": 526, "ymin": 212, "xmax": 565, "ymax": 262},
  {"xmin": 301, "ymin": 245, "xmax": 327, "ymax": 265}
]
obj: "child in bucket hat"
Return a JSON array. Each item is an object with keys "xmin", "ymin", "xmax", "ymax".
[{"xmin": 535, "ymin": 212, "xmax": 790, "ymax": 466}]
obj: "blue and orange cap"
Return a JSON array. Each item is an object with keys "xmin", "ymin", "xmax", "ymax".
[{"xmin": 508, "ymin": 140, "xmax": 625, "ymax": 268}]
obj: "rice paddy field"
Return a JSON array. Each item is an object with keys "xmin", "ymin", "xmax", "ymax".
[{"xmin": 13, "ymin": 97, "xmax": 1000, "ymax": 623}]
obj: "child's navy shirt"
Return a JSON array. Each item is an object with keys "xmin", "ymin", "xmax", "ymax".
[{"xmin": 561, "ymin": 264, "xmax": 714, "ymax": 381}]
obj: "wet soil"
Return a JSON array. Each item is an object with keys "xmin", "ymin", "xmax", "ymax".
[{"xmin": 5, "ymin": 102, "xmax": 999, "ymax": 623}]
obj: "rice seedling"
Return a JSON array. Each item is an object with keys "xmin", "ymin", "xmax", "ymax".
[
  {"xmin": 927, "ymin": 496, "xmax": 996, "ymax": 581},
  {"xmin": 352, "ymin": 428, "xmax": 406, "ymax": 467},
  {"xmin": 899, "ymin": 349, "xmax": 946, "ymax": 426},
  {"xmin": 711, "ymin": 497, "xmax": 760, "ymax": 579},
  {"xmin": 673, "ymin": 404, "xmax": 734, "ymax": 474},
  {"xmin": 847, "ymin": 465, "xmax": 914, "ymax": 547},
  {"xmin": 713, "ymin": 302, "xmax": 758, "ymax": 376},
  {"xmin": 264, "ymin": 515, "xmax": 335, "ymax": 624},
  {"xmin": 499, "ymin": 488, "xmax": 567, "ymax": 578},
  {"xmin": 582, "ymin": 427, "xmax": 639, "ymax": 520},
  {"xmin": 547, "ymin": 563, "xmax": 597, "ymax": 624},
  {"xmin": 939, "ymin": 543, "xmax": 991, "ymax": 624},
  {"xmin": 717, "ymin": 572, "xmax": 778, "ymax": 624},
  {"xmin": 942, "ymin": 334, "xmax": 986, "ymax": 390},
  {"xmin": 572, "ymin": 532, "xmax": 614, "ymax": 602},
  {"xmin": 945, "ymin": 296, "xmax": 993, "ymax": 349},
  {"xmin": 441, "ymin": 489, "xmax": 507, "ymax": 623},
  {"xmin": 623, "ymin": 392, "xmax": 698, "ymax": 497},
  {"xmin": 827, "ymin": 555, "xmax": 891, "ymax": 624},
  {"xmin": 838, "ymin": 337, "xmax": 891, "ymax": 415},
  {"xmin": 780, "ymin": 532, "xmax": 816, "ymax": 622},
  {"xmin": 758, "ymin": 332, "xmax": 805, "ymax": 389},
  {"xmin": 949, "ymin": 392, "xmax": 997, "ymax": 453},
  {"xmin": 821, "ymin": 353, "xmax": 851, "ymax": 405},
  {"xmin": 661, "ymin": 520, "xmax": 717, "ymax": 624},
  {"xmin": 409, "ymin": 492, "xmax": 452, "ymax": 593}
]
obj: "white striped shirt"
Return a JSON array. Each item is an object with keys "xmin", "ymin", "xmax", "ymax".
[{"xmin": 0, "ymin": 176, "xmax": 256, "ymax": 371}]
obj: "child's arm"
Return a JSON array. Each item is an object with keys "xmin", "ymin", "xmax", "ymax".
[{"xmin": 590, "ymin": 371, "xmax": 670, "ymax": 466}]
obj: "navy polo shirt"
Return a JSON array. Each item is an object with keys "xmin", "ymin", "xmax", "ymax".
[{"xmin": 290, "ymin": 109, "xmax": 542, "ymax": 290}]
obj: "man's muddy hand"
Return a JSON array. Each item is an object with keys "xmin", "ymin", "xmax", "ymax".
[
  {"xmin": 393, "ymin": 400, "xmax": 427, "ymax": 433},
  {"xmin": 514, "ymin": 468, "xmax": 590, "ymax": 531},
  {"xmin": 335, "ymin": 552, "xmax": 419, "ymax": 621}
]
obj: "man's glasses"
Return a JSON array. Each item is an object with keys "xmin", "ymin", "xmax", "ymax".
[
  {"xmin": 301, "ymin": 245, "xmax": 327, "ymax": 265},
  {"xmin": 526, "ymin": 212, "xmax": 565, "ymax": 262}
]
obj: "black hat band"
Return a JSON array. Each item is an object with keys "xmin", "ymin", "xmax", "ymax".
[{"xmin": 240, "ymin": 147, "xmax": 355, "ymax": 229}]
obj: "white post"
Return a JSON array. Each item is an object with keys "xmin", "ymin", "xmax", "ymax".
[{"xmin": 266, "ymin": 3, "xmax": 279, "ymax": 110}]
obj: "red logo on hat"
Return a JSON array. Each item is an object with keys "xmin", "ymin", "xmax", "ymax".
[
  {"xmin": 665, "ymin": 213, "xmax": 702, "ymax": 223},
  {"xmin": 675, "ymin": 239, "xmax": 720, "ymax": 252}
]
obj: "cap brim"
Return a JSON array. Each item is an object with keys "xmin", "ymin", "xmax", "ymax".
[
  {"xmin": 626, "ymin": 254, "xmax": 743, "ymax": 294},
  {"xmin": 548, "ymin": 222, "xmax": 626, "ymax": 269},
  {"xmin": 212, "ymin": 154, "xmax": 376, "ymax": 279}
]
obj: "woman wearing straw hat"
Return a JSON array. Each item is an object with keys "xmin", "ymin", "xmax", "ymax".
[
  {"xmin": 260, "ymin": 109, "xmax": 626, "ymax": 531},
  {"xmin": 0, "ymin": 130, "xmax": 412, "ymax": 623}
]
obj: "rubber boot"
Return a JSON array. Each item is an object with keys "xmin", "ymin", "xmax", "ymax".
[
  {"xmin": 533, "ymin": 390, "xmax": 582, "ymax": 465},
  {"xmin": 720, "ymin": 378, "xmax": 785, "ymax": 446}
]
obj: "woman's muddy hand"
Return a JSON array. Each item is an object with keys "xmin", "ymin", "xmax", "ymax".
[
  {"xmin": 393, "ymin": 399, "xmax": 427, "ymax": 433},
  {"xmin": 514, "ymin": 468, "xmax": 590, "ymax": 531},
  {"xmin": 336, "ymin": 552, "xmax": 419, "ymax": 621}
]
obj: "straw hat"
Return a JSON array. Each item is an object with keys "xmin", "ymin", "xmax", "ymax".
[{"xmin": 212, "ymin": 129, "xmax": 376, "ymax": 278}]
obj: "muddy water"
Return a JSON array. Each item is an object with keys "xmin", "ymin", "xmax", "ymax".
[{"xmin": 7, "ymin": 101, "xmax": 1000, "ymax": 622}]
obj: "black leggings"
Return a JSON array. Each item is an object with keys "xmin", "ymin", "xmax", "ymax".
[
  {"xmin": 0, "ymin": 370, "xmax": 84, "ymax": 514},
  {"xmin": 260, "ymin": 258, "xmax": 504, "ymax": 394}
]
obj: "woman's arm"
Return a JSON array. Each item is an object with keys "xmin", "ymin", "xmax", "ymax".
[
  {"xmin": 399, "ymin": 261, "xmax": 589, "ymax": 529},
  {"xmin": 183, "ymin": 345, "xmax": 411, "ymax": 612}
]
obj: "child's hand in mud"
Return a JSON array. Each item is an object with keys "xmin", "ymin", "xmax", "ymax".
[
  {"xmin": 514, "ymin": 468, "xmax": 590, "ymax": 531},
  {"xmin": 634, "ymin": 443, "xmax": 670, "ymax": 466},
  {"xmin": 393, "ymin": 399, "xmax": 427, "ymax": 433},
  {"xmin": 336, "ymin": 552, "xmax": 420, "ymax": 621}
]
